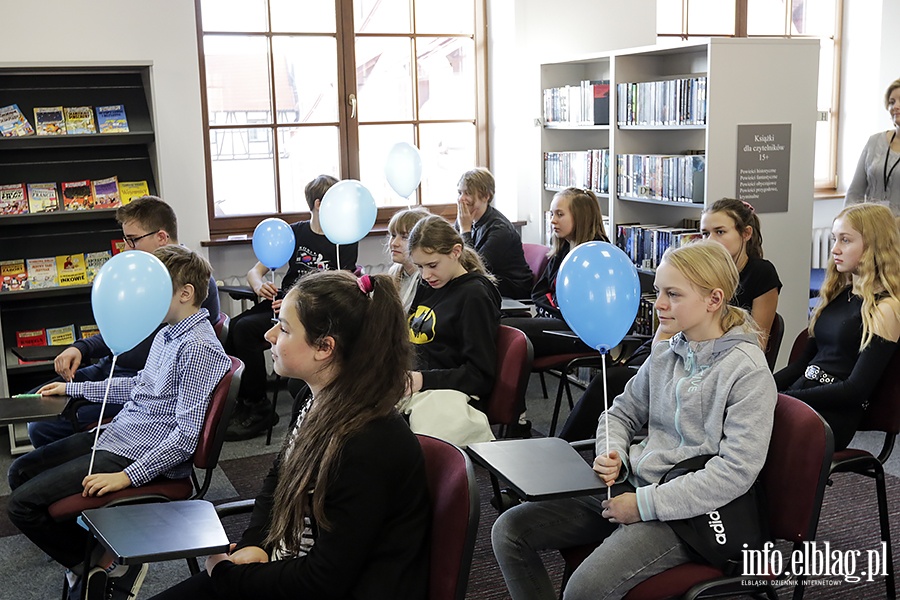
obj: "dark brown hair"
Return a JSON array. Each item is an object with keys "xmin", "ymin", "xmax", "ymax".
[
  {"xmin": 116, "ymin": 196, "xmax": 178, "ymax": 242},
  {"xmin": 702, "ymin": 198, "xmax": 764, "ymax": 260},
  {"xmin": 304, "ymin": 175, "xmax": 339, "ymax": 211}
]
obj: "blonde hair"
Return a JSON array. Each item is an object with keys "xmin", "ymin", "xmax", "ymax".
[
  {"xmin": 810, "ymin": 203, "xmax": 900, "ymax": 350},
  {"xmin": 407, "ymin": 215, "xmax": 495, "ymax": 280},
  {"xmin": 457, "ymin": 167, "xmax": 495, "ymax": 203},
  {"xmin": 549, "ymin": 188, "xmax": 609, "ymax": 257},
  {"xmin": 387, "ymin": 207, "xmax": 431, "ymax": 237},
  {"xmin": 152, "ymin": 245, "xmax": 211, "ymax": 307},
  {"xmin": 885, "ymin": 78, "xmax": 900, "ymax": 109},
  {"xmin": 660, "ymin": 240, "xmax": 760, "ymax": 345}
]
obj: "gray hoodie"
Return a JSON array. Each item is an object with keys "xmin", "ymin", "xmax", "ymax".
[{"xmin": 595, "ymin": 326, "xmax": 776, "ymax": 522}]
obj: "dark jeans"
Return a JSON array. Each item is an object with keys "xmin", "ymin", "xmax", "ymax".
[
  {"xmin": 501, "ymin": 316, "xmax": 594, "ymax": 358},
  {"xmin": 223, "ymin": 300, "xmax": 275, "ymax": 406},
  {"xmin": 27, "ymin": 360, "xmax": 140, "ymax": 448},
  {"xmin": 149, "ymin": 571, "xmax": 217, "ymax": 600},
  {"xmin": 7, "ymin": 431, "xmax": 133, "ymax": 568}
]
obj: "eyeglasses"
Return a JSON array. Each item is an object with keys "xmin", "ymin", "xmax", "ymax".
[{"xmin": 124, "ymin": 230, "xmax": 160, "ymax": 248}]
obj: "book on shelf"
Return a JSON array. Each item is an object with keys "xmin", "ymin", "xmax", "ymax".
[
  {"xmin": 16, "ymin": 329, "xmax": 47, "ymax": 347},
  {"xmin": 589, "ymin": 80, "xmax": 610, "ymax": 126},
  {"xmin": 56, "ymin": 253, "xmax": 87, "ymax": 286},
  {"xmin": 61, "ymin": 180, "xmax": 94, "ymax": 210},
  {"xmin": 47, "ymin": 324, "xmax": 76, "ymax": 346},
  {"xmin": 27, "ymin": 257, "xmax": 58, "ymax": 288},
  {"xmin": 63, "ymin": 106, "xmax": 96, "ymax": 135},
  {"xmin": 0, "ymin": 182, "xmax": 28, "ymax": 215},
  {"xmin": 91, "ymin": 176, "xmax": 121, "ymax": 209},
  {"xmin": 1, "ymin": 258, "xmax": 28, "ymax": 291},
  {"xmin": 0, "ymin": 104, "xmax": 35, "ymax": 137},
  {"xmin": 616, "ymin": 153, "xmax": 706, "ymax": 204},
  {"xmin": 616, "ymin": 76, "xmax": 708, "ymax": 127},
  {"xmin": 111, "ymin": 239, "xmax": 127, "ymax": 255},
  {"xmin": 96, "ymin": 105, "xmax": 129, "ymax": 133},
  {"xmin": 79, "ymin": 323, "xmax": 100, "ymax": 339},
  {"xmin": 33, "ymin": 106, "xmax": 67, "ymax": 135},
  {"xmin": 119, "ymin": 180, "xmax": 150, "ymax": 205},
  {"xmin": 85, "ymin": 250, "xmax": 111, "ymax": 283},
  {"xmin": 26, "ymin": 182, "xmax": 61, "ymax": 213}
]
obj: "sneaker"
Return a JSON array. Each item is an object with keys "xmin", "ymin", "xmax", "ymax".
[
  {"xmin": 68, "ymin": 567, "xmax": 106, "ymax": 600},
  {"xmin": 505, "ymin": 419, "xmax": 532, "ymax": 439},
  {"xmin": 104, "ymin": 564, "xmax": 148, "ymax": 600},
  {"xmin": 490, "ymin": 488, "xmax": 522, "ymax": 512},
  {"xmin": 225, "ymin": 410, "xmax": 279, "ymax": 441}
]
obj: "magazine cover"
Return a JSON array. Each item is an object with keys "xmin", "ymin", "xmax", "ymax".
[
  {"xmin": 56, "ymin": 253, "xmax": 88, "ymax": 286},
  {"xmin": 79, "ymin": 324, "xmax": 100, "ymax": 339},
  {"xmin": 96, "ymin": 105, "xmax": 129, "ymax": 133},
  {"xmin": 0, "ymin": 183, "xmax": 28, "ymax": 215},
  {"xmin": 47, "ymin": 324, "xmax": 76, "ymax": 346},
  {"xmin": 0, "ymin": 104, "xmax": 35, "ymax": 137},
  {"xmin": 27, "ymin": 257, "xmax": 59, "ymax": 288},
  {"xmin": 119, "ymin": 180, "xmax": 150, "ymax": 205},
  {"xmin": 111, "ymin": 239, "xmax": 127, "ymax": 255},
  {"xmin": 27, "ymin": 182, "xmax": 60, "ymax": 213},
  {"xmin": 85, "ymin": 250, "xmax": 111, "ymax": 283},
  {"xmin": 33, "ymin": 106, "xmax": 67, "ymax": 135},
  {"xmin": 63, "ymin": 106, "xmax": 96, "ymax": 135},
  {"xmin": 91, "ymin": 176, "xmax": 121, "ymax": 209},
  {"xmin": 61, "ymin": 180, "xmax": 94, "ymax": 210},
  {"xmin": 0, "ymin": 258, "xmax": 27, "ymax": 291},
  {"xmin": 16, "ymin": 329, "xmax": 47, "ymax": 347}
]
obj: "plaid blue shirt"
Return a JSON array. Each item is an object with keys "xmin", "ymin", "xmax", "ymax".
[{"xmin": 66, "ymin": 308, "xmax": 230, "ymax": 486}]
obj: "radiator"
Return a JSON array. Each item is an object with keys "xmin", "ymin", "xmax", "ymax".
[{"xmin": 811, "ymin": 227, "xmax": 832, "ymax": 269}]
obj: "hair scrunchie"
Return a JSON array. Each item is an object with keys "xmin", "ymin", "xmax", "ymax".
[
  {"xmin": 357, "ymin": 274, "xmax": 374, "ymax": 296},
  {"xmin": 741, "ymin": 200, "xmax": 755, "ymax": 213}
]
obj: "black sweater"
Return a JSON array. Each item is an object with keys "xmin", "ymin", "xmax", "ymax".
[
  {"xmin": 461, "ymin": 205, "xmax": 533, "ymax": 299},
  {"xmin": 211, "ymin": 413, "xmax": 429, "ymax": 600},
  {"xmin": 408, "ymin": 272, "xmax": 501, "ymax": 398}
]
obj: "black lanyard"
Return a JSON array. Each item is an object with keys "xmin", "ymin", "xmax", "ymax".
[{"xmin": 884, "ymin": 132, "xmax": 900, "ymax": 196}]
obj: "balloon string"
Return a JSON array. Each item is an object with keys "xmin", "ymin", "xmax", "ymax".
[
  {"xmin": 602, "ymin": 351, "xmax": 610, "ymax": 500},
  {"xmin": 336, "ymin": 244, "xmax": 341, "ymax": 273},
  {"xmin": 87, "ymin": 353, "xmax": 117, "ymax": 477}
]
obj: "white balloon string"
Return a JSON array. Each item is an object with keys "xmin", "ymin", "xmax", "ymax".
[
  {"xmin": 336, "ymin": 244, "xmax": 341, "ymax": 273},
  {"xmin": 271, "ymin": 270, "xmax": 277, "ymax": 318},
  {"xmin": 87, "ymin": 353, "xmax": 117, "ymax": 477},
  {"xmin": 602, "ymin": 351, "xmax": 610, "ymax": 500}
]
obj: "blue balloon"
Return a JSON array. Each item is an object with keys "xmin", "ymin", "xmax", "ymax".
[
  {"xmin": 320, "ymin": 180, "xmax": 377, "ymax": 245},
  {"xmin": 92, "ymin": 251, "xmax": 173, "ymax": 355},
  {"xmin": 252, "ymin": 218, "xmax": 296, "ymax": 269},
  {"xmin": 557, "ymin": 241, "xmax": 641, "ymax": 353},
  {"xmin": 385, "ymin": 142, "xmax": 423, "ymax": 198}
]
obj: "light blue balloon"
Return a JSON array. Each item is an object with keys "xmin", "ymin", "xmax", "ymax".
[
  {"xmin": 384, "ymin": 142, "xmax": 423, "ymax": 198},
  {"xmin": 557, "ymin": 241, "xmax": 641, "ymax": 353},
  {"xmin": 252, "ymin": 218, "xmax": 296, "ymax": 269},
  {"xmin": 320, "ymin": 180, "xmax": 377, "ymax": 245},
  {"xmin": 91, "ymin": 251, "xmax": 173, "ymax": 355}
]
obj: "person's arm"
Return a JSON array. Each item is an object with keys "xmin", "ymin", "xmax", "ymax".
[
  {"xmin": 531, "ymin": 256, "xmax": 562, "ymax": 319},
  {"xmin": 471, "ymin": 222, "xmax": 519, "ymax": 277},
  {"xmin": 247, "ymin": 262, "xmax": 278, "ymax": 301},
  {"xmin": 339, "ymin": 242, "xmax": 359, "ymax": 272},
  {"xmin": 773, "ymin": 335, "xmax": 817, "ymax": 390},
  {"xmin": 751, "ymin": 288, "xmax": 779, "ymax": 348},
  {"xmin": 204, "ymin": 276, "xmax": 221, "ymax": 324},
  {"xmin": 65, "ymin": 375, "xmax": 138, "ymax": 404},
  {"xmin": 845, "ymin": 140, "xmax": 872, "ymax": 205},
  {"xmin": 71, "ymin": 333, "xmax": 112, "ymax": 361}
]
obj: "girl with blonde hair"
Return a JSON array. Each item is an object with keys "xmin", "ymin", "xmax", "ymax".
[
  {"xmin": 493, "ymin": 240, "xmax": 776, "ymax": 599},
  {"xmin": 775, "ymin": 203, "xmax": 900, "ymax": 450},
  {"xmin": 386, "ymin": 207, "xmax": 431, "ymax": 311}
]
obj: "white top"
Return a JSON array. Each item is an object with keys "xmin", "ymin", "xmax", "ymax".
[{"xmin": 389, "ymin": 263, "xmax": 421, "ymax": 312}]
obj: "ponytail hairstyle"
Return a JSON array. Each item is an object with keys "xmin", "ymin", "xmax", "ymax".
[
  {"xmin": 266, "ymin": 270, "xmax": 411, "ymax": 552},
  {"xmin": 407, "ymin": 215, "xmax": 496, "ymax": 281},
  {"xmin": 660, "ymin": 240, "xmax": 762, "ymax": 346},
  {"xmin": 811, "ymin": 203, "xmax": 900, "ymax": 351},
  {"xmin": 702, "ymin": 198, "xmax": 764, "ymax": 260},
  {"xmin": 549, "ymin": 188, "xmax": 609, "ymax": 257}
]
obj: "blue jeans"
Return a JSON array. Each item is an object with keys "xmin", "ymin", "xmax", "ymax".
[
  {"xmin": 7, "ymin": 431, "xmax": 133, "ymax": 568},
  {"xmin": 27, "ymin": 360, "xmax": 140, "ymax": 448},
  {"xmin": 491, "ymin": 485, "xmax": 693, "ymax": 600}
]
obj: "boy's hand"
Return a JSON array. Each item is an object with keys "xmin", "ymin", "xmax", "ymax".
[
  {"xmin": 39, "ymin": 382, "xmax": 67, "ymax": 396},
  {"xmin": 601, "ymin": 492, "xmax": 641, "ymax": 525},
  {"xmin": 457, "ymin": 199, "xmax": 473, "ymax": 233},
  {"xmin": 255, "ymin": 281, "xmax": 279, "ymax": 301},
  {"xmin": 54, "ymin": 347, "xmax": 83, "ymax": 381},
  {"xmin": 271, "ymin": 298, "xmax": 282, "ymax": 316},
  {"xmin": 82, "ymin": 471, "xmax": 131, "ymax": 497},
  {"xmin": 230, "ymin": 545, "xmax": 268, "ymax": 564},
  {"xmin": 592, "ymin": 450, "xmax": 622, "ymax": 486}
]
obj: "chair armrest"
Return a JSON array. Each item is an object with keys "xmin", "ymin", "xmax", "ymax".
[
  {"xmin": 215, "ymin": 499, "xmax": 256, "ymax": 518},
  {"xmin": 568, "ymin": 439, "xmax": 595, "ymax": 451}
]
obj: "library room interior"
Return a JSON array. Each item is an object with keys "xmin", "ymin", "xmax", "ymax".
[{"xmin": 0, "ymin": 1, "xmax": 899, "ymax": 599}]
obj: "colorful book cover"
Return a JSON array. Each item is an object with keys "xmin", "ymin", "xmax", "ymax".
[
  {"xmin": 85, "ymin": 250, "xmax": 111, "ymax": 283},
  {"xmin": 47, "ymin": 324, "xmax": 76, "ymax": 346},
  {"xmin": 79, "ymin": 324, "xmax": 100, "ymax": 339},
  {"xmin": 119, "ymin": 180, "xmax": 150, "ymax": 205},
  {"xmin": 26, "ymin": 182, "xmax": 60, "ymax": 213},
  {"xmin": 26, "ymin": 257, "xmax": 58, "ymax": 288},
  {"xmin": 33, "ymin": 106, "xmax": 67, "ymax": 135},
  {"xmin": 0, "ymin": 183, "xmax": 28, "ymax": 215},
  {"xmin": 111, "ymin": 239, "xmax": 127, "ymax": 255},
  {"xmin": 63, "ymin": 106, "xmax": 96, "ymax": 135},
  {"xmin": 91, "ymin": 176, "xmax": 121, "ymax": 210},
  {"xmin": 0, "ymin": 104, "xmax": 35, "ymax": 137},
  {"xmin": 96, "ymin": 105, "xmax": 129, "ymax": 133},
  {"xmin": 61, "ymin": 180, "xmax": 93, "ymax": 210},
  {"xmin": 16, "ymin": 329, "xmax": 47, "ymax": 347},
  {"xmin": 56, "ymin": 253, "xmax": 88, "ymax": 286},
  {"xmin": 0, "ymin": 258, "xmax": 27, "ymax": 291}
]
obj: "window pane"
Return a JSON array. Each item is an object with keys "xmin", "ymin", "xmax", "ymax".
[
  {"xmin": 814, "ymin": 119, "xmax": 831, "ymax": 185},
  {"xmin": 204, "ymin": 35, "xmax": 272, "ymax": 126},
  {"xmin": 356, "ymin": 37, "xmax": 414, "ymax": 122},
  {"xmin": 792, "ymin": 0, "xmax": 836, "ymax": 36},
  {"xmin": 272, "ymin": 37, "xmax": 339, "ymax": 124},
  {"xmin": 687, "ymin": 0, "xmax": 734, "ymax": 34},
  {"xmin": 419, "ymin": 122, "xmax": 475, "ymax": 205},
  {"xmin": 358, "ymin": 124, "xmax": 416, "ymax": 207},
  {"xmin": 818, "ymin": 38, "xmax": 834, "ymax": 109},
  {"xmin": 657, "ymin": 0, "xmax": 684, "ymax": 35},
  {"xmin": 417, "ymin": 37, "xmax": 475, "ymax": 120},
  {"xmin": 200, "ymin": 0, "xmax": 267, "ymax": 32},
  {"xmin": 415, "ymin": 0, "xmax": 473, "ymax": 35},
  {"xmin": 354, "ymin": 0, "xmax": 411, "ymax": 33},
  {"xmin": 747, "ymin": 0, "xmax": 787, "ymax": 35},
  {"xmin": 271, "ymin": 0, "xmax": 336, "ymax": 33},
  {"xmin": 210, "ymin": 128, "xmax": 277, "ymax": 216},
  {"xmin": 278, "ymin": 127, "xmax": 341, "ymax": 213}
]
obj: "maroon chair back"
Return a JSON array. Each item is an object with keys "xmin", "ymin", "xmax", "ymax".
[
  {"xmin": 788, "ymin": 329, "xmax": 809, "ymax": 363},
  {"xmin": 763, "ymin": 312, "xmax": 784, "ymax": 371},
  {"xmin": 522, "ymin": 243, "xmax": 549, "ymax": 287},
  {"xmin": 486, "ymin": 325, "xmax": 533, "ymax": 427},
  {"xmin": 417, "ymin": 434, "xmax": 479, "ymax": 600},
  {"xmin": 194, "ymin": 356, "xmax": 242, "ymax": 471},
  {"xmin": 213, "ymin": 311, "xmax": 230, "ymax": 345}
]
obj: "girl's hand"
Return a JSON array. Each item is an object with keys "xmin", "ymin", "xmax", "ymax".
[
  {"xmin": 229, "ymin": 545, "xmax": 269, "ymax": 565},
  {"xmin": 206, "ymin": 553, "xmax": 233, "ymax": 576},
  {"xmin": 601, "ymin": 492, "xmax": 641, "ymax": 525},
  {"xmin": 592, "ymin": 450, "xmax": 621, "ymax": 486},
  {"xmin": 405, "ymin": 371, "xmax": 423, "ymax": 396}
]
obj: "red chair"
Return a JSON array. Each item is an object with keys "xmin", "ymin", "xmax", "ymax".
[
  {"xmin": 213, "ymin": 311, "xmax": 230, "ymax": 346},
  {"xmin": 482, "ymin": 325, "xmax": 533, "ymax": 438},
  {"xmin": 560, "ymin": 394, "xmax": 834, "ymax": 600},
  {"xmin": 763, "ymin": 312, "xmax": 783, "ymax": 372},
  {"xmin": 522, "ymin": 243, "xmax": 550, "ymax": 288}
]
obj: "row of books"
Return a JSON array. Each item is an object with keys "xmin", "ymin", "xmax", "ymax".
[
  {"xmin": 615, "ymin": 221, "xmax": 703, "ymax": 270},
  {"xmin": 543, "ymin": 149, "xmax": 610, "ymax": 194},
  {"xmin": 632, "ymin": 294, "xmax": 659, "ymax": 337},
  {"xmin": 543, "ymin": 80, "xmax": 611, "ymax": 126},
  {"xmin": 0, "ymin": 104, "xmax": 129, "ymax": 137},
  {"xmin": 0, "ymin": 251, "xmax": 114, "ymax": 292},
  {"xmin": 17, "ymin": 324, "xmax": 99, "ymax": 348},
  {"xmin": 616, "ymin": 153, "xmax": 706, "ymax": 204},
  {"xmin": 616, "ymin": 77, "xmax": 708, "ymax": 127},
  {"xmin": 0, "ymin": 178, "xmax": 149, "ymax": 215}
]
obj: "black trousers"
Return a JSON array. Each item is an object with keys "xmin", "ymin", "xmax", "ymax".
[{"xmin": 224, "ymin": 300, "xmax": 275, "ymax": 405}]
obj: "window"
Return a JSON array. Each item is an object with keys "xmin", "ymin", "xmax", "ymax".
[
  {"xmin": 197, "ymin": 0, "xmax": 487, "ymax": 235},
  {"xmin": 657, "ymin": 0, "xmax": 841, "ymax": 189}
]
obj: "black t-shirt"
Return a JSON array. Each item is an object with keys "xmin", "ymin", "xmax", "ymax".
[
  {"xmin": 462, "ymin": 205, "xmax": 533, "ymax": 299},
  {"xmin": 280, "ymin": 221, "xmax": 359, "ymax": 294},
  {"xmin": 733, "ymin": 257, "xmax": 781, "ymax": 311}
]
